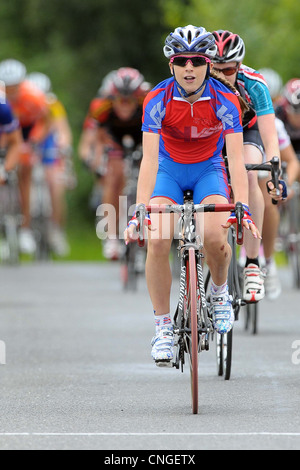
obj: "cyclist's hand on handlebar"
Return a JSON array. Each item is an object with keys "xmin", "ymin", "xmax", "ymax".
[
  {"xmin": 124, "ymin": 205, "xmax": 152, "ymax": 245},
  {"xmin": 267, "ymin": 180, "xmax": 287, "ymax": 202},
  {"xmin": 222, "ymin": 204, "xmax": 261, "ymax": 240}
]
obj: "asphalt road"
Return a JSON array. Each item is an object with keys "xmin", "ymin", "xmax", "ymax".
[{"xmin": 0, "ymin": 260, "xmax": 300, "ymax": 450}]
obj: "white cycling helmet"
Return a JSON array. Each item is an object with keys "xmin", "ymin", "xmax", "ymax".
[
  {"xmin": 0, "ymin": 59, "xmax": 27, "ymax": 86},
  {"xmin": 26, "ymin": 72, "xmax": 52, "ymax": 94},
  {"xmin": 259, "ymin": 68, "xmax": 283, "ymax": 99},
  {"xmin": 163, "ymin": 25, "xmax": 217, "ymax": 59},
  {"xmin": 283, "ymin": 78, "xmax": 300, "ymax": 110}
]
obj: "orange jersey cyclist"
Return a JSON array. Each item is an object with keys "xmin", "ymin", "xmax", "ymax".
[
  {"xmin": 0, "ymin": 59, "xmax": 50, "ymax": 255},
  {"xmin": 124, "ymin": 25, "xmax": 261, "ymax": 366}
]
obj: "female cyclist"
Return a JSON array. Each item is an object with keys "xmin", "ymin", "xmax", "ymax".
[
  {"xmin": 211, "ymin": 30, "xmax": 281, "ymax": 303},
  {"xmin": 124, "ymin": 25, "xmax": 260, "ymax": 365}
]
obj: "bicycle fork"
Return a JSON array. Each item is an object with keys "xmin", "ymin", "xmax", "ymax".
[{"xmin": 196, "ymin": 256, "xmax": 212, "ymax": 351}]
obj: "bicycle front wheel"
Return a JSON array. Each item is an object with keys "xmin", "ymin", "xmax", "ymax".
[
  {"xmin": 216, "ymin": 330, "xmax": 233, "ymax": 380},
  {"xmin": 186, "ymin": 248, "xmax": 199, "ymax": 414}
]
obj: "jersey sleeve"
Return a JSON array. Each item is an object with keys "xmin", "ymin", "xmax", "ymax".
[
  {"xmin": 89, "ymin": 97, "xmax": 111, "ymax": 124},
  {"xmin": 142, "ymin": 88, "xmax": 166, "ymax": 134},
  {"xmin": 217, "ymin": 90, "xmax": 243, "ymax": 135},
  {"xmin": 246, "ymin": 79, "xmax": 274, "ymax": 116}
]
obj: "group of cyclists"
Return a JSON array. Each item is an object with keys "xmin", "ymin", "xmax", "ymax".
[
  {"xmin": 119, "ymin": 24, "xmax": 295, "ymax": 366},
  {"xmin": 1, "ymin": 23, "xmax": 300, "ymax": 366},
  {"xmin": 0, "ymin": 59, "xmax": 74, "ymax": 258}
]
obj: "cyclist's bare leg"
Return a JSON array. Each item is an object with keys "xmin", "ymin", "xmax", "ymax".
[
  {"xmin": 259, "ymin": 176, "xmax": 280, "ymax": 260},
  {"xmin": 102, "ymin": 157, "xmax": 125, "ymax": 238},
  {"xmin": 243, "ymin": 144, "xmax": 264, "ymax": 260},
  {"xmin": 201, "ymin": 195, "xmax": 232, "ymax": 286},
  {"xmin": 18, "ymin": 163, "xmax": 32, "ymax": 228},
  {"xmin": 45, "ymin": 165, "xmax": 67, "ymax": 227},
  {"xmin": 145, "ymin": 197, "xmax": 177, "ymax": 316}
]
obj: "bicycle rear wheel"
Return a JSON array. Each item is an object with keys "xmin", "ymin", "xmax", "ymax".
[{"xmin": 185, "ymin": 248, "xmax": 199, "ymax": 414}]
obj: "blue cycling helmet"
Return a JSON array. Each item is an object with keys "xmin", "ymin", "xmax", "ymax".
[{"xmin": 163, "ymin": 25, "xmax": 217, "ymax": 59}]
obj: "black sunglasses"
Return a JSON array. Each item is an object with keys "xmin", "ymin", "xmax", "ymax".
[{"xmin": 170, "ymin": 55, "xmax": 210, "ymax": 67}]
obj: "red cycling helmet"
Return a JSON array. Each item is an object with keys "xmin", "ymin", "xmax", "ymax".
[
  {"xmin": 99, "ymin": 67, "xmax": 146, "ymax": 98},
  {"xmin": 212, "ymin": 30, "xmax": 245, "ymax": 63}
]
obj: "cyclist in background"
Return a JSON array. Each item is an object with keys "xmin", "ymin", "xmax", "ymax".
[
  {"xmin": 78, "ymin": 92, "xmax": 107, "ymax": 211},
  {"xmin": 26, "ymin": 72, "xmax": 74, "ymax": 257},
  {"xmin": 258, "ymin": 69, "xmax": 300, "ymax": 299},
  {"xmin": 212, "ymin": 30, "xmax": 281, "ymax": 303},
  {"xmin": 0, "ymin": 100, "xmax": 22, "ymax": 181},
  {"xmin": 275, "ymin": 78, "xmax": 300, "ymax": 159},
  {"xmin": 124, "ymin": 25, "xmax": 264, "ymax": 365},
  {"xmin": 0, "ymin": 59, "xmax": 50, "ymax": 255},
  {"xmin": 82, "ymin": 67, "xmax": 149, "ymax": 260}
]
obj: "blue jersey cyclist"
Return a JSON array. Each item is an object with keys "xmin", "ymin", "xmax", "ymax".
[
  {"xmin": 0, "ymin": 101, "xmax": 21, "ymax": 183},
  {"xmin": 211, "ymin": 30, "xmax": 283, "ymax": 304},
  {"xmin": 124, "ymin": 25, "xmax": 261, "ymax": 366}
]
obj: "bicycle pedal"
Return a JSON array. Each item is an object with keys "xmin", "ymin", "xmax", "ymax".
[{"xmin": 155, "ymin": 359, "xmax": 173, "ymax": 368}]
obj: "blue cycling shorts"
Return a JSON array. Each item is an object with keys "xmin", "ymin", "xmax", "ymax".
[
  {"xmin": 151, "ymin": 156, "xmax": 230, "ymax": 204},
  {"xmin": 39, "ymin": 133, "xmax": 59, "ymax": 165}
]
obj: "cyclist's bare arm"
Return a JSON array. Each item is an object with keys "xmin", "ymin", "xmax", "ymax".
[
  {"xmin": 4, "ymin": 128, "xmax": 22, "ymax": 172},
  {"xmin": 224, "ymin": 132, "xmax": 260, "ymax": 238},
  {"xmin": 257, "ymin": 113, "xmax": 280, "ymax": 163},
  {"xmin": 225, "ymin": 132, "xmax": 249, "ymax": 204},
  {"xmin": 257, "ymin": 113, "xmax": 289, "ymax": 200},
  {"xmin": 78, "ymin": 127, "xmax": 95, "ymax": 161}
]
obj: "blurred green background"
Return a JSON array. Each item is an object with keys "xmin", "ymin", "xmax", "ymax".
[{"xmin": 1, "ymin": 0, "xmax": 299, "ymax": 261}]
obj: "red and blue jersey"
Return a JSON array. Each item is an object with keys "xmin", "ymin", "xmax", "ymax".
[{"xmin": 142, "ymin": 76, "xmax": 242, "ymax": 164}]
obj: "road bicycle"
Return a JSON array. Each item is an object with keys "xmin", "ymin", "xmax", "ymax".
[
  {"xmin": 241, "ymin": 157, "xmax": 281, "ymax": 334},
  {"xmin": 120, "ymin": 141, "xmax": 145, "ymax": 291},
  {"xmin": 275, "ymin": 162, "xmax": 300, "ymax": 289},
  {"xmin": 135, "ymin": 194, "xmax": 244, "ymax": 414}
]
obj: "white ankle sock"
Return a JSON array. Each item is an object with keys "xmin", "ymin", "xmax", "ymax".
[
  {"xmin": 210, "ymin": 280, "xmax": 227, "ymax": 296},
  {"xmin": 154, "ymin": 313, "xmax": 172, "ymax": 332}
]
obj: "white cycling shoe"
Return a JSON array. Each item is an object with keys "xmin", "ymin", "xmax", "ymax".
[
  {"xmin": 151, "ymin": 328, "xmax": 174, "ymax": 367},
  {"xmin": 210, "ymin": 288, "xmax": 234, "ymax": 334},
  {"xmin": 243, "ymin": 263, "xmax": 265, "ymax": 302},
  {"xmin": 18, "ymin": 228, "xmax": 36, "ymax": 255}
]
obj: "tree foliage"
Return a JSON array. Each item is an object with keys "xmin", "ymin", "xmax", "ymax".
[
  {"xmin": 0, "ymin": 0, "xmax": 168, "ymax": 129},
  {"xmin": 1, "ymin": 0, "xmax": 299, "ymax": 128},
  {"xmin": 161, "ymin": 0, "xmax": 300, "ymax": 83}
]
